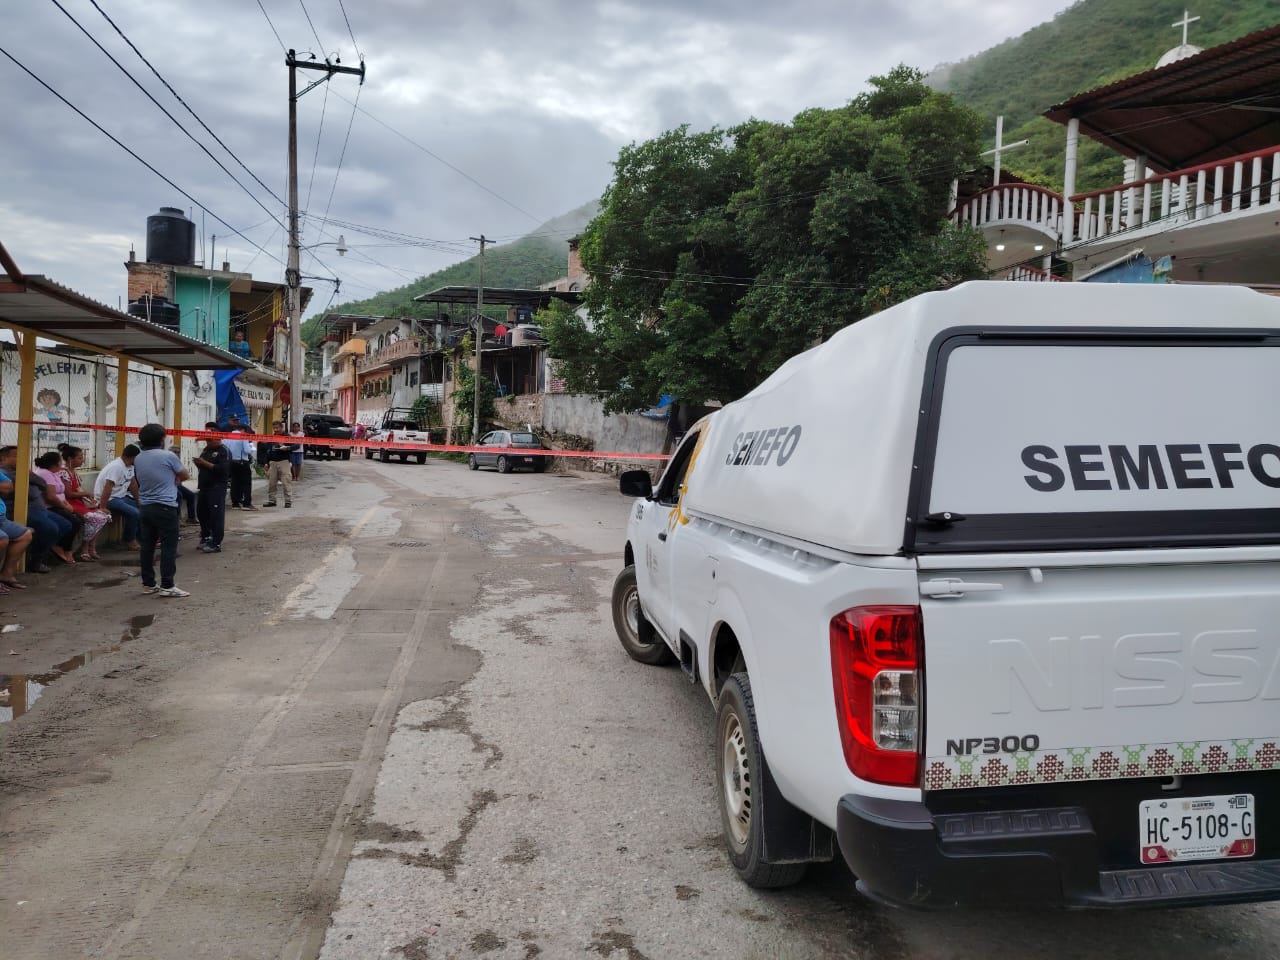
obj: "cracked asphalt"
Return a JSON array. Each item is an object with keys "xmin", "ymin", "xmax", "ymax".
[{"xmin": 2, "ymin": 456, "xmax": 1277, "ymax": 959}]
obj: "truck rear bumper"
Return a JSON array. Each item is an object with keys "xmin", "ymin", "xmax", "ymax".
[{"xmin": 836, "ymin": 793, "xmax": 1280, "ymax": 909}]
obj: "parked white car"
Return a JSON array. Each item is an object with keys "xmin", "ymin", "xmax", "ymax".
[{"xmin": 614, "ymin": 281, "xmax": 1280, "ymax": 908}]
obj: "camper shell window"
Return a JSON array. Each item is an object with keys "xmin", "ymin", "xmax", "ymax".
[{"xmin": 908, "ymin": 327, "xmax": 1280, "ymax": 553}]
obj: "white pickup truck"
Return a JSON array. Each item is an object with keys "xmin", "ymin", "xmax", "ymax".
[{"xmin": 612, "ymin": 281, "xmax": 1280, "ymax": 908}]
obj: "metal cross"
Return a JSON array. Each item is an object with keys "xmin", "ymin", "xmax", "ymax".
[
  {"xmin": 1172, "ymin": 9, "xmax": 1200, "ymax": 46},
  {"xmin": 980, "ymin": 116, "xmax": 1028, "ymax": 186}
]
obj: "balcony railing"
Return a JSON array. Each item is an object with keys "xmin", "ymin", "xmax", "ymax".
[
  {"xmin": 951, "ymin": 183, "xmax": 1064, "ymax": 238},
  {"xmin": 329, "ymin": 369, "xmax": 353, "ymax": 390},
  {"xmin": 377, "ymin": 336, "xmax": 421, "ymax": 364},
  {"xmin": 1069, "ymin": 146, "xmax": 1280, "ymax": 244},
  {"xmin": 1002, "ymin": 264, "xmax": 1064, "ymax": 282}
]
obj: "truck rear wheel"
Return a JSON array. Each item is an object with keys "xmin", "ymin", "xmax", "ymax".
[
  {"xmin": 717, "ymin": 673, "xmax": 807, "ymax": 889},
  {"xmin": 611, "ymin": 565, "xmax": 674, "ymax": 666},
  {"xmin": 415, "ymin": 453, "xmax": 427, "ymax": 464}
]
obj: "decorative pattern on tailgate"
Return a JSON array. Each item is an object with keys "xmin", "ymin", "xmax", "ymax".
[{"xmin": 924, "ymin": 739, "xmax": 1280, "ymax": 791}]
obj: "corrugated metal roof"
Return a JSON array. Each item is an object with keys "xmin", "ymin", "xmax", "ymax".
[
  {"xmin": 0, "ymin": 273, "xmax": 249, "ymax": 371},
  {"xmin": 1044, "ymin": 23, "xmax": 1280, "ymax": 172}
]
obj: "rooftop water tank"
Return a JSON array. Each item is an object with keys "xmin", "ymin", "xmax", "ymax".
[
  {"xmin": 127, "ymin": 294, "xmax": 181, "ymax": 331},
  {"xmin": 146, "ymin": 206, "xmax": 196, "ymax": 266}
]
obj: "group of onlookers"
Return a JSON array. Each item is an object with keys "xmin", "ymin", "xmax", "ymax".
[
  {"xmin": 0, "ymin": 418, "xmax": 307, "ymax": 599},
  {"xmin": 0, "ymin": 441, "xmax": 117, "ymax": 594}
]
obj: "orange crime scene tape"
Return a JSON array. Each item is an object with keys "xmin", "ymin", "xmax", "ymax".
[{"xmin": 1, "ymin": 419, "xmax": 671, "ymax": 462}]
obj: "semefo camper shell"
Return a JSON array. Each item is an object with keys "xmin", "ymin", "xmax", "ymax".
[{"xmin": 613, "ymin": 281, "xmax": 1280, "ymax": 909}]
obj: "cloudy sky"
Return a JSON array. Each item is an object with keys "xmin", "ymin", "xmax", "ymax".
[{"xmin": 2, "ymin": 0, "xmax": 1074, "ymax": 318}]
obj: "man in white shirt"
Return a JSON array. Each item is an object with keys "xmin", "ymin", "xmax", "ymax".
[
  {"xmin": 95, "ymin": 444, "xmax": 140, "ymax": 549},
  {"xmin": 223, "ymin": 427, "xmax": 257, "ymax": 510}
]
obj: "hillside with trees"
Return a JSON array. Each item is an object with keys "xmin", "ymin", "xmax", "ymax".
[
  {"xmin": 929, "ymin": 0, "xmax": 1278, "ymax": 192},
  {"xmin": 301, "ymin": 201, "xmax": 596, "ymax": 347}
]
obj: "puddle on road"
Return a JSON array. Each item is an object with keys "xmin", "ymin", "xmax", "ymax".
[{"xmin": 0, "ymin": 614, "xmax": 154, "ymax": 723}]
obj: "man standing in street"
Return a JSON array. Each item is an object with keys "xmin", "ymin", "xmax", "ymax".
[
  {"xmin": 134, "ymin": 423, "xmax": 190, "ymax": 598},
  {"xmin": 224, "ymin": 425, "xmax": 257, "ymax": 510},
  {"xmin": 194, "ymin": 422, "xmax": 230, "ymax": 554},
  {"xmin": 262, "ymin": 420, "xmax": 293, "ymax": 508}
]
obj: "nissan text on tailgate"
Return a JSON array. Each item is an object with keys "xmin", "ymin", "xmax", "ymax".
[{"xmin": 611, "ymin": 281, "xmax": 1280, "ymax": 908}]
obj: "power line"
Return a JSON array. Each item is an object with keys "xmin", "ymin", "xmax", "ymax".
[
  {"xmin": 329, "ymin": 89, "xmax": 546, "ymax": 225},
  {"xmin": 336, "ymin": 0, "xmax": 360, "ymax": 55},
  {"xmin": 303, "ymin": 81, "xmax": 331, "ymax": 213},
  {"xmin": 255, "ymin": 0, "xmax": 287, "ymax": 52},
  {"xmin": 0, "ymin": 43, "xmax": 284, "ymax": 270},
  {"xmin": 318, "ymin": 83, "xmax": 361, "ymax": 233},
  {"xmin": 48, "ymin": 0, "xmax": 287, "ymax": 234},
  {"xmin": 87, "ymin": 0, "xmax": 287, "ymax": 209},
  {"xmin": 297, "ymin": 0, "xmax": 326, "ymax": 56}
]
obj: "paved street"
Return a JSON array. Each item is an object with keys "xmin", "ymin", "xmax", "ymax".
[{"xmin": 1, "ymin": 456, "xmax": 1277, "ymax": 959}]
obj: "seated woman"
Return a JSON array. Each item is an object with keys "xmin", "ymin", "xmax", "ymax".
[
  {"xmin": 34, "ymin": 451, "xmax": 82, "ymax": 566},
  {"xmin": 56, "ymin": 444, "xmax": 112, "ymax": 561}
]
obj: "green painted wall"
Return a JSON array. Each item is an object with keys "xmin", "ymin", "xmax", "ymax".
[{"xmin": 174, "ymin": 274, "xmax": 231, "ymax": 348}]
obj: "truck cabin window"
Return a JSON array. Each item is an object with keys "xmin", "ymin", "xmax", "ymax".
[{"xmin": 656, "ymin": 432, "xmax": 699, "ymax": 506}]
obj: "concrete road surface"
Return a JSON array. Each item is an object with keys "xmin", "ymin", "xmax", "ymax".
[{"xmin": 1, "ymin": 455, "xmax": 1276, "ymax": 960}]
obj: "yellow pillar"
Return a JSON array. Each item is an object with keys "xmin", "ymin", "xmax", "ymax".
[
  {"xmin": 114, "ymin": 356, "xmax": 130, "ymax": 456},
  {"xmin": 171, "ymin": 370, "xmax": 184, "ymax": 444},
  {"xmin": 13, "ymin": 331, "xmax": 35, "ymax": 526}
]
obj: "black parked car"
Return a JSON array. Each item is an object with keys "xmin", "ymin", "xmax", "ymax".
[
  {"xmin": 468, "ymin": 430, "xmax": 550, "ymax": 473},
  {"xmin": 302, "ymin": 413, "xmax": 353, "ymax": 460}
]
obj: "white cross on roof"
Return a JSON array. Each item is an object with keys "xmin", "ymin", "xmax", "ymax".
[{"xmin": 1172, "ymin": 9, "xmax": 1200, "ymax": 46}]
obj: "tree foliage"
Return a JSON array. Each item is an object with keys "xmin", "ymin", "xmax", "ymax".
[{"xmin": 543, "ymin": 67, "xmax": 987, "ymax": 412}]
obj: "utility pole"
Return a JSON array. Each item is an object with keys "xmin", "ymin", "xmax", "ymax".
[
  {"xmin": 469, "ymin": 234, "xmax": 489, "ymax": 444},
  {"xmin": 286, "ymin": 49, "xmax": 364, "ymax": 428}
]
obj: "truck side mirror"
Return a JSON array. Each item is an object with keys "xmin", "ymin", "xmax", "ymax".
[{"xmin": 619, "ymin": 470, "xmax": 653, "ymax": 499}]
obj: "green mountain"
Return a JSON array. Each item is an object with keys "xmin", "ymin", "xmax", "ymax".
[
  {"xmin": 302, "ymin": 200, "xmax": 597, "ymax": 346},
  {"xmin": 929, "ymin": 0, "xmax": 1278, "ymax": 193}
]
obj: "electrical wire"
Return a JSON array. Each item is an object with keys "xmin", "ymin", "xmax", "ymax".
[
  {"xmin": 48, "ymin": 0, "xmax": 287, "ymax": 234},
  {"xmin": 297, "ymin": 0, "xmax": 327, "ymax": 58},
  {"xmin": 317, "ymin": 83, "xmax": 361, "ymax": 236},
  {"xmin": 87, "ymin": 0, "xmax": 287, "ymax": 210},
  {"xmin": 336, "ymin": 0, "xmax": 360, "ymax": 56},
  {"xmin": 329, "ymin": 89, "xmax": 546, "ymax": 225},
  {"xmin": 255, "ymin": 0, "xmax": 287, "ymax": 52},
  {"xmin": 304, "ymin": 81, "xmax": 331, "ymax": 213},
  {"xmin": 0, "ymin": 43, "xmax": 284, "ymax": 269}
]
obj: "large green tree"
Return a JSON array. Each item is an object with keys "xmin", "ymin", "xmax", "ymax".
[{"xmin": 543, "ymin": 67, "xmax": 987, "ymax": 412}]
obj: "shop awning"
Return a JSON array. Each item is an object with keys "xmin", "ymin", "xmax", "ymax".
[{"xmin": 0, "ymin": 268, "xmax": 249, "ymax": 371}]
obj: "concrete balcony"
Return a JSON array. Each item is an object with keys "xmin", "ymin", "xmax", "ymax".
[
  {"xmin": 376, "ymin": 336, "xmax": 422, "ymax": 364},
  {"xmin": 1066, "ymin": 145, "xmax": 1280, "ymax": 255}
]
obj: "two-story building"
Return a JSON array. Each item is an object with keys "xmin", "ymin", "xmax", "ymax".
[
  {"xmin": 125, "ymin": 206, "xmax": 309, "ymax": 430},
  {"xmin": 951, "ymin": 21, "xmax": 1280, "ymax": 288}
]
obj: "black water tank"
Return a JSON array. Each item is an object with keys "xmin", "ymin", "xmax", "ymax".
[
  {"xmin": 128, "ymin": 294, "xmax": 181, "ymax": 331},
  {"xmin": 146, "ymin": 206, "xmax": 195, "ymax": 266}
]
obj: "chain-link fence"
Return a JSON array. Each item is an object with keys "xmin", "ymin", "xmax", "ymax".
[{"xmin": 0, "ymin": 345, "xmax": 170, "ymax": 470}]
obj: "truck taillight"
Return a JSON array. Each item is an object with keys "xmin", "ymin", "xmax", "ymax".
[
  {"xmin": 386, "ymin": 432, "xmax": 395, "ymax": 441},
  {"xmin": 830, "ymin": 605, "xmax": 922, "ymax": 787}
]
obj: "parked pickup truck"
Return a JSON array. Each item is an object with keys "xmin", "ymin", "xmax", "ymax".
[
  {"xmin": 302, "ymin": 413, "xmax": 352, "ymax": 460},
  {"xmin": 613, "ymin": 281, "xmax": 1280, "ymax": 909},
  {"xmin": 365, "ymin": 409, "xmax": 432, "ymax": 464}
]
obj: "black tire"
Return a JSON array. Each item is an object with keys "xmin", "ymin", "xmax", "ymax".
[
  {"xmin": 341, "ymin": 449, "xmax": 351, "ymax": 461},
  {"xmin": 610, "ymin": 565, "xmax": 675, "ymax": 666},
  {"xmin": 717, "ymin": 673, "xmax": 808, "ymax": 889},
  {"xmin": 379, "ymin": 449, "xmax": 390, "ymax": 463},
  {"xmin": 468, "ymin": 454, "xmax": 479, "ymax": 471},
  {"xmin": 415, "ymin": 453, "xmax": 427, "ymax": 464},
  {"xmin": 365, "ymin": 449, "xmax": 374, "ymax": 460},
  {"xmin": 497, "ymin": 455, "xmax": 511, "ymax": 474},
  {"xmin": 534, "ymin": 458, "xmax": 548, "ymax": 473}
]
